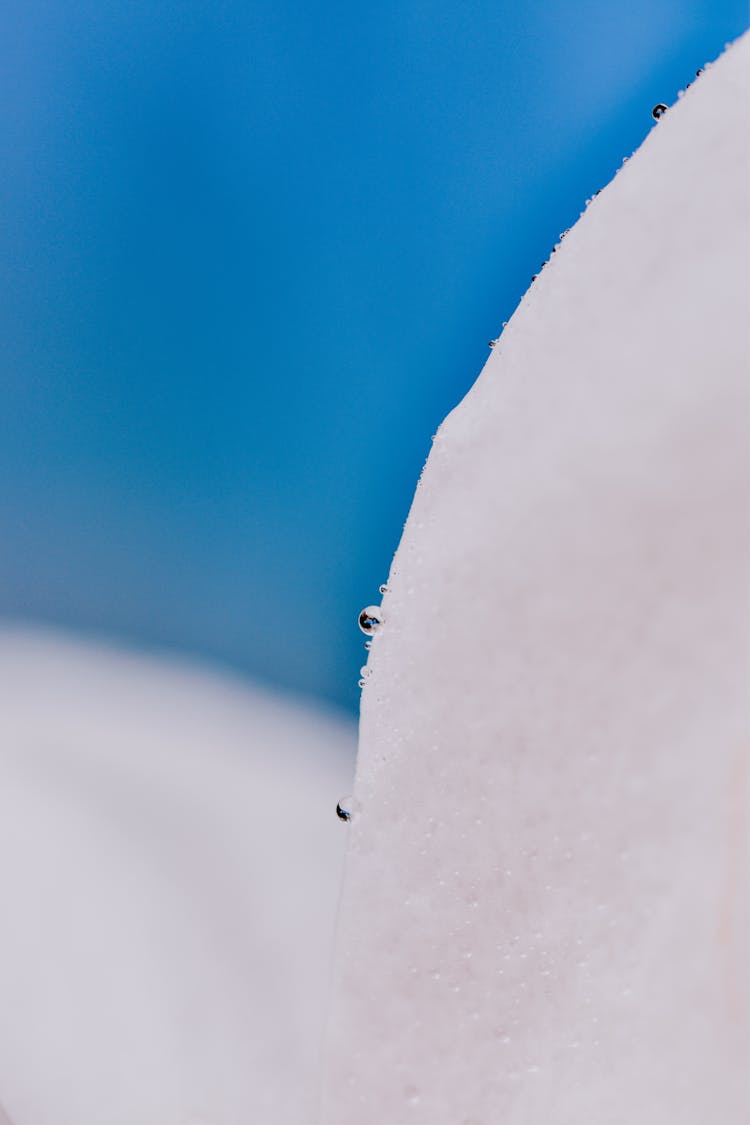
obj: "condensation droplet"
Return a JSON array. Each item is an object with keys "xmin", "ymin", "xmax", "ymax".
[
  {"xmin": 358, "ymin": 605, "xmax": 383, "ymax": 635},
  {"xmin": 652, "ymin": 103, "xmax": 668, "ymax": 120},
  {"xmin": 364, "ymin": 640, "xmax": 372, "ymax": 650},
  {"xmin": 336, "ymin": 796, "xmax": 355, "ymax": 822},
  {"xmin": 358, "ymin": 678, "xmax": 366, "ymax": 689}
]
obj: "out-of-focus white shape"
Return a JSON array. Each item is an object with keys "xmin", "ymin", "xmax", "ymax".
[
  {"xmin": 322, "ymin": 34, "xmax": 750, "ymax": 1125},
  {"xmin": 0, "ymin": 627, "xmax": 354, "ymax": 1125}
]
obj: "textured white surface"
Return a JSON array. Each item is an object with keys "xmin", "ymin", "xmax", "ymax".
[
  {"xmin": 0, "ymin": 628, "xmax": 354, "ymax": 1125},
  {"xmin": 322, "ymin": 35, "xmax": 750, "ymax": 1125}
]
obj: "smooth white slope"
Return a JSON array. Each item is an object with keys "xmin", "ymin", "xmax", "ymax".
[
  {"xmin": 322, "ymin": 35, "xmax": 750, "ymax": 1125},
  {"xmin": 0, "ymin": 628, "xmax": 354, "ymax": 1125}
]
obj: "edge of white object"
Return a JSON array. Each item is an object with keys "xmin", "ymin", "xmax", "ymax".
[
  {"xmin": 322, "ymin": 34, "xmax": 750, "ymax": 1125},
  {"xmin": 0, "ymin": 626, "xmax": 355, "ymax": 1125}
]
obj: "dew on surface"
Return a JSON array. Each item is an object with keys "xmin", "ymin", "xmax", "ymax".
[
  {"xmin": 652, "ymin": 102, "xmax": 668, "ymax": 119},
  {"xmin": 358, "ymin": 605, "xmax": 383, "ymax": 635},
  {"xmin": 336, "ymin": 796, "xmax": 355, "ymax": 822}
]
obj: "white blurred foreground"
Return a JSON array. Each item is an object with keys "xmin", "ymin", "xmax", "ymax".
[
  {"xmin": 323, "ymin": 34, "xmax": 750, "ymax": 1125},
  {"xmin": 0, "ymin": 627, "xmax": 354, "ymax": 1125}
]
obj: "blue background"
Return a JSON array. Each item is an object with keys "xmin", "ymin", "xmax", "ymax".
[{"xmin": 1, "ymin": 2, "xmax": 746, "ymax": 713}]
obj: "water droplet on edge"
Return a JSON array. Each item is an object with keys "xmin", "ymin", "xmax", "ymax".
[
  {"xmin": 336, "ymin": 796, "xmax": 354, "ymax": 822},
  {"xmin": 358, "ymin": 605, "xmax": 384, "ymax": 635},
  {"xmin": 379, "ymin": 583, "xmax": 389, "ymax": 595},
  {"xmin": 652, "ymin": 103, "xmax": 668, "ymax": 119}
]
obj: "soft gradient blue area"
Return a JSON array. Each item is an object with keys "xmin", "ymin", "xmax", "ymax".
[{"xmin": 0, "ymin": 2, "xmax": 746, "ymax": 712}]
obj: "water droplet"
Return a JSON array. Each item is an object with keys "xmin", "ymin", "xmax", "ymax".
[
  {"xmin": 652, "ymin": 103, "xmax": 668, "ymax": 120},
  {"xmin": 531, "ymin": 273, "xmax": 538, "ymax": 282},
  {"xmin": 696, "ymin": 67, "xmax": 704, "ymax": 76},
  {"xmin": 364, "ymin": 640, "xmax": 372, "ymax": 650},
  {"xmin": 488, "ymin": 338, "xmax": 498, "ymax": 348},
  {"xmin": 336, "ymin": 796, "xmax": 354, "ymax": 822},
  {"xmin": 358, "ymin": 678, "xmax": 366, "ymax": 689},
  {"xmin": 358, "ymin": 605, "xmax": 383, "ymax": 635},
  {"xmin": 379, "ymin": 583, "xmax": 389, "ymax": 595}
]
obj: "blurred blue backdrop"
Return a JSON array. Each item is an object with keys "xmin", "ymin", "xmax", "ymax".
[{"xmin": 0, "ymin": 1, "xmax": 746, "ymax": 713}]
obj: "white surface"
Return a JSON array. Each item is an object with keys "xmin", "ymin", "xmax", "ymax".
[
  {"xmin": 0, "ymin": 628, "xmax": 354, "ymax": 1125},
  {"xmin": 322, "ymin": 35, "xmax": 750, "ymax": 1124}
]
